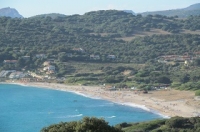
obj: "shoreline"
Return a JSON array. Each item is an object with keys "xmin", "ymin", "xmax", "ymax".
[{"xmin": 2, "ymin": 82, "xmax": 200, "ymax": 118}]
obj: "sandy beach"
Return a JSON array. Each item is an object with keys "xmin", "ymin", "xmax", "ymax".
[{"xmin": 5, "ymin": 82, "xmax": 200, "ymax": 118}]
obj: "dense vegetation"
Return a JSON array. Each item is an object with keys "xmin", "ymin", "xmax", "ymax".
[
  {"xmin": 41, "ymin": 117, "xmax": 123, "ymax": 132},
  {"xmin": 1, "ymin": 10, "xmax": 200, "ymax": 91},
  {"xmin": 0, "ymin": 10, "xmax": 200, "ymax": 63},
  {"xmin": 41, "ymin": 116, "xmax": 200, "ymax": 132},
  {"xmin": 121, "ymin": 116, "xmax": 200, "ymax": 132}
]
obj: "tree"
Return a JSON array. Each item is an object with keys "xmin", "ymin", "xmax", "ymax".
[
  {"xmin": 17, "ymin": 58, "xmax": 25, "ymax": 68},
  {"xmin": 165, "ymin": 116, "xmax": 186, "ymax": 128},
  {"xmin": 179, "ymin": 74, "xmax": 190, "ymax": 83},
  {"xmin": 194, "ymin": 58, "xmax": 200, "ymax": 66},
  {"xmin": 58, "ymin": 54, "xmax": 67, "ymax": 62},
  {"xmin": 157, "ymin": 76, "xmax": 171, "ymax": 84}
]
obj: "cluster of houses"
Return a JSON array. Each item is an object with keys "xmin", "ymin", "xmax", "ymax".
[
  {"xmin": 0, "ymin": 70, "xmax": 26, "ymax": 79},
  {"xmin": 9, "ymin": 71, "xmax": 25, "ymax": 79},
  {"xmin": 3, "ymin": 53, "xmax": 48, "ymax": 65},
  {"xmin": 157, "ymin": 52, "xmax": 200, "ymax": 63},
  {"xmin": 3, "ymin": 47, "xmax": 117, "ymax": 67},
  {"xmin": 89, "ymin": 54, "xmax": 116, "ymax": 60},
  {"xmin": 3, "ymin": 56, "xmax": 31, "ymax": 65},
  {"xmin": 0, "ymin": 61, "xmax": 56, "ymax": 80},
  {"xmin": 157, "ymin": 53, "xmax": 200, "ymax": 64},
  {"xmin": 90, "ymin": 55, "xmax": 100, "ymax": 60},
  {"xmin": 158, "ymin": 55, "xmax": 191, "ymax": 62},
  {"xmin": 1, "ymin": 54, "xmax": 56, "ymax": 79},
  {"xmin": 70, "ymin": 48, "xmax": 116, "ymax": 60},
  {"xmin": 1, "ymin": 47, "xmax": 117, "ymax": 80}
]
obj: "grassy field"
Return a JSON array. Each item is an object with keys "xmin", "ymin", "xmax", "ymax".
[
  {"xmin": 62, "ymin": 61, "xmax": 144, "ymax": 86},
  {"xmin": 65, "ymin": 61, "xmax": 143, "ymax": 74},
  {"xmin": 117, "ymin": 28, "xmax": 200, "ymax": 42},
  {"xmin": 180, "ymin": 29, "xmax": 200, "ymax": 34}
]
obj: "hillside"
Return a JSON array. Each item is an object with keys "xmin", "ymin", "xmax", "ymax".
[
  {"xmin": 0, "ymin": 10, "xmax": 200, "ymax": 64},
  {"xmin": 184, "ymin": 3, "xmax": 200, "ymax": 10},
  {"xmin": 0, "ymin": 10, "xmax": 200, "ymax": 90},
  {"xmin": 141, "ymin": 3, "xmax": 200, "ymax": 18},
  {"xmin": 0, "ymin": 7, "xmax": 23, "ymax": 18}
]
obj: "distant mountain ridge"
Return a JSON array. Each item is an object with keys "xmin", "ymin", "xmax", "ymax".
[
  {"xmin": 0, "ymin": 3, "xmax": 200, "ymax": 19},
  {"xmin": 184, "ymin": 3, "xmax": 200, "ymax": 10},
  {"xmin": 30, "ymin": 13, "xmax": 67, "ymax": 19},
  {"xmin": 140, "ymin": 3, "xmax": 200, "ymax": 18},
  {"xmin": 123, "ymin": 10, "xmax": 136, "ymax": 15},
  {"xmin": 0, "ymin": 7, "xmax": 23, "ymax": 18}
]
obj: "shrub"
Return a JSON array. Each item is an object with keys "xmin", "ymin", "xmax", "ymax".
[
  {"xmin": 195, "ymin": 90, "xmax": 200, "ymax": 96},
  {"xmin": 41, "ymin": 117, "xmax": 123, "ymax": 132},
  {"xmin": 165, "ymin": 116, "xmax": 186, "ymax": 128}
]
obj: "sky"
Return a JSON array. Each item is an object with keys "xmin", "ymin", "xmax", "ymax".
[{"xmin": 1, "ymin": 0, "xmax": 200, "ymax": 18}]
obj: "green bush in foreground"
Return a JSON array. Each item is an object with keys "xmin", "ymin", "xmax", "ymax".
[
  {"xmin": 41, "ymin": 117, "xmax": 123, "ymax": 132},
  {"xmin": 122, "ymin": 116, "xmax": 200, "ymax": 132},
  {"xmin": 41, "ymin": 116, "xmax": 200, "ymax": 132}
]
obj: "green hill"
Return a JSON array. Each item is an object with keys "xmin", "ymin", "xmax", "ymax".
[
  {"xmin": 30, "ymin": 13, "xmax": 67, "ymax": 19},
  {"xmin": 184, "ymin": 3, "xmax": 200, "ymax": 10},
  {"xmin": 141, "ymin": 3, "xmax": 200, "ymax": 18},
  {"xmin": 0, "ymin": 10, "xmax": 200, "ymax": 64},
  {"xmin": 1, "ymin": 10, "xmax": 200, "ymax": 89}
]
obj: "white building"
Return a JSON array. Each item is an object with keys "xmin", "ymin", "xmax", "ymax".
[
  {"xmin": 9, "ymin": 72, "xmax": 25, "ymax": 79},
  {"xmin": 90, "ymin": 55, "xmax": 100, "ymax": 60},
  {"xmin": 43, "ymin": 65, "xmax": 55, "ymax": 71},
  {"xmin": 107, "ymin": 55, "xmax": 116, "ymax": 59}
]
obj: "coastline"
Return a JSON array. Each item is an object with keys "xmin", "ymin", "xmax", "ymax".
[{"xmin": 2, "ymin": 81, "xmax": 200, "ymax": 118}]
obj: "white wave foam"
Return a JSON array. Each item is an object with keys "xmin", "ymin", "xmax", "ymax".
[
  {"xmin": 65, "ymin": 91, "xmax": 170, "ymax": 119},
  {"xmin": 87, "ymin": 104, "xmax": 113, "ymax": 108},
  {"xmin": 121, "ymin": 102, "xmax": 170, "ymax": 119},
  {"xmin": 59, "ymin": 89, "xmax": 68, "ymax": 92},
  {"xmin": 56, "ymin": 114, "xmax": 83, "ymax": 118},
  {"xmin": 3, "ymin": 82, "xmax": 28, "ymax": 87},
  {"xmin": 149, "ymin": 109, "xmax": 170, "ymax": 119},
  {"xmin": 69, "ymin": 91, "xmax": 102, "ymax": 100},
  {"xmin": 17, "ymin": 84, "xmax": 28, "ymax": 87},
  {"xmin": 122, "ymin": 102, "xmax": 150, "ymax": 111},
  {"xmin": 107, "ymin": 116, "xmax": 116, "ymax": 118},
  {"xmin": 68, "ymin": 114, "xmax": 83, "ymax": 118},
  {"xmin": 98, "ymin": 104, "xmax": 112, "ymax": 107}
]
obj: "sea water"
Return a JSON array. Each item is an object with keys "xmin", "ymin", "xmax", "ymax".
[{"xmin": 0, "ymin": 84, "xmax": 164, "ymax": 132}]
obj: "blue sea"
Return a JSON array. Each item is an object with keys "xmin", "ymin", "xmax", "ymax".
[{"xmin": 0, "ymin": 84, "xmax": 164, "ymax": 132}]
